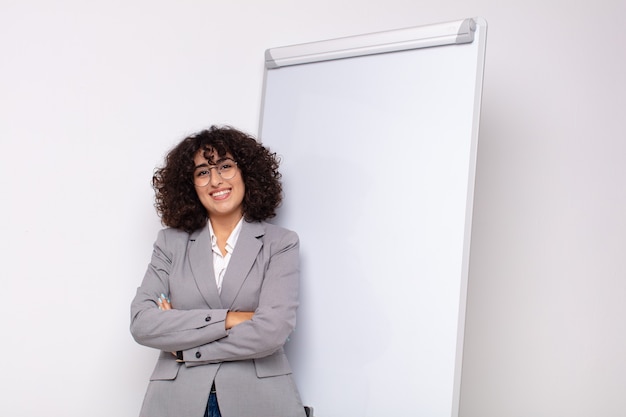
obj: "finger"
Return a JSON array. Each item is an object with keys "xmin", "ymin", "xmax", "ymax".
[{"xmin": 160, "ymin": 293, "xmax": 172, "ymax": 310}]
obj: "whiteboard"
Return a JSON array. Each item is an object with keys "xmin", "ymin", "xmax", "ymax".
[{"xmin": 258, "ymin": 18, "xmax": 487, "ymax": 417}]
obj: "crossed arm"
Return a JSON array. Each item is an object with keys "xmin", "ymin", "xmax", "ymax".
[
  {"xmin": 158, "ymin": 294, "xmax": 253, "ymax": 330},
  {"xmin": 157, "ymin": 294, "xmax": 253, "ymax": 358}
]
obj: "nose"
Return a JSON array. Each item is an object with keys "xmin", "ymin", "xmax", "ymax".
[{"xmin": 208, "ymin": 167, "xmax": 223, "ymax": 186}]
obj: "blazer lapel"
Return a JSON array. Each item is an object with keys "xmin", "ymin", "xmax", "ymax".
[
  {"xmin": 219, "ymin": 221, "xmax": 264, "ymax": 309},
  {"xmin": 188, "ymin": 226, "xmax": 223, "ymax": 309}
]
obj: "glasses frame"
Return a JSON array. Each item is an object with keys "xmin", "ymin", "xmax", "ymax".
[{"xmin": 193, "ymin": 158, "xmax": 238, "ymax": 187}]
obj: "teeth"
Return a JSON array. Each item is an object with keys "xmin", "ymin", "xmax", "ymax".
[{"xmin": 212, "ymin": 190, "xmax": 230, "ymax": 197}]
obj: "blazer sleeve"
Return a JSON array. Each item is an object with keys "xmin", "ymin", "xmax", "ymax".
[
  {"xmin": 129, "ymin": 229, "xmax": 229, "ymax": 353},
  {"xmin": 181, "ymin": 229, "xmax": 300, "ymax": 364}
]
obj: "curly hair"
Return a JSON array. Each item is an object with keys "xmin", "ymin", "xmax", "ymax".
[{"xmin": 152, "ymin": 125, "xmax": 283, "ymax": 233}]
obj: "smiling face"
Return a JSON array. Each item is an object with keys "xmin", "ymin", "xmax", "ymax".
[{"xmin": 193, "ymin": 148, "xmax": 245, "ymax": 224}]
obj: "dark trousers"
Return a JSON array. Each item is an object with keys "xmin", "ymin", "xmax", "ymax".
[{"xmin": 204, "ymin": 383, "xmax": 221, "ymax": 417}]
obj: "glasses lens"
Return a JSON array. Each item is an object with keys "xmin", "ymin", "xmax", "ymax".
[
  {"xmin": 194, "ymin": 170, "xmax": 210, "ymax": 187},
  {"xmin": 218, "ymin": 160, "xmax": 237, "ymax": 180}
]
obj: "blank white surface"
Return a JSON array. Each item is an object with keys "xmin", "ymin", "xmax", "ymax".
[{"xmin": 259, "ymin": 20, "xmax": 485, "ymax": 416}]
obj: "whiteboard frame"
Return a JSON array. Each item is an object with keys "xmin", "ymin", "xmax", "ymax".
[{"xmin": 264, "ymin": 18, "xmax": 477, "ymax": 68}]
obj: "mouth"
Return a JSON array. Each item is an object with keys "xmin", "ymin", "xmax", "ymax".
[{"xmin": 210, "ymin": 189, "xmax": 231, "ymax": 200}]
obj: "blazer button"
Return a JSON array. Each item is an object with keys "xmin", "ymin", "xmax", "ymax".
[
  {"xmin": 205, "ymin": 315, "xmax": 211, "ymax": 322},
  {"xmin": 196, "ymin": 352, "xmax": 202, "ymax": 359}
]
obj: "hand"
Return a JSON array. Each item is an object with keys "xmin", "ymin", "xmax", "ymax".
[
  {"xmin": 158, "ymin": 293, "xmax": 172, "ymax": 311},
  {"xmin": 225, "ymin": 311, "xmax": 254, "ymax": 329}
]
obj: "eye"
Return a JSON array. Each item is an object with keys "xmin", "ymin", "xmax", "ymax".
[
  {"xmin": 196, "ymin": 170, "xmax": 210, "ymax": 177},
  {"xmin": 219, "ymin": 162, "xmax": 234, "ymax": 170}
]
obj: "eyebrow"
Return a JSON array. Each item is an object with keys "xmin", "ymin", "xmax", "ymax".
[
  {"xmin": 194, "ymin": 163, "xmax": 209, "ymax": 170},
  {"xmin": 194, "ymin": 157, "xmax": 231, "ymax": 170}
]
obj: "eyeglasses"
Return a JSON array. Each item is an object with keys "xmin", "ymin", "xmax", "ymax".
[{"xmin": 193, "ymin": 158, "xmax": 238, "ymax": 187}]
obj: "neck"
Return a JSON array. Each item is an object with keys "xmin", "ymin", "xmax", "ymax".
[{"xmin": 209, "ymin": 213, "xmax": 243, "ymax": 237}]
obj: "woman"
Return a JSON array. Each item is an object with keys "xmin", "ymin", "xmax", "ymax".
[{"xmin": 130, "ymin": 126, "xmax": 307, "ymax": 417}]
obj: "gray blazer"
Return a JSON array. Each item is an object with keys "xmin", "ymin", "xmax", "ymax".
[{"xmin": 130, "ymin": 220, "xmax": 306, "ymax": 417}]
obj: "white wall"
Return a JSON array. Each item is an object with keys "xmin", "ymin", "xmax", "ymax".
[{"xmin": 1, "ymin": 1, "xmax": 624, "ymax": 416}]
